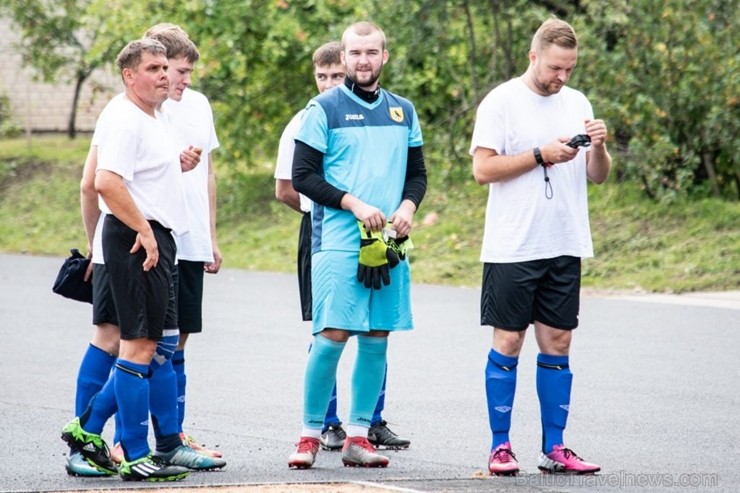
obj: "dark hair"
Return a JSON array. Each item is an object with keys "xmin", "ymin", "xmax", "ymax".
[
  {"xmin": 144, "ymin": 23, "xmax": 200, "ymax": 63},
  {"xmin": 312, "ymin": 41, "xmax": 342, "ymax": 68},
  {"xmin": 116, "ymin": 38, "xmax": 167, "ymax": 73}
]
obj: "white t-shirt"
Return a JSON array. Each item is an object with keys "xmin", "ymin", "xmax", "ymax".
[
  {"xmin": 162, "ymin": 88, "xmax": 220, "ymax": 262},
  {"xmin": 90, "ymin": 93, "xmax": 122, "ymax": 265},
  {"xmin": 95, "ymin": 95, "xmax": 188, "ymax": 236},
  {"xmin": 274, "ymin": 109, "xmax": 312, "ymax": 213},
  {"xmin": 470, "ymin": 77, "xmax": 595, "ymax": 263}
]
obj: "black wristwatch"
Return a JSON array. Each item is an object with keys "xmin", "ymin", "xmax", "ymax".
[{"xmin": 533, "ymin": 147, "xmax": 545, "ymax": 166}]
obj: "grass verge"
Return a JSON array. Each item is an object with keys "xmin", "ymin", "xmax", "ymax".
[{"xmin": 1, "ymin": 135, "xmax": 738, "ymax": 293}]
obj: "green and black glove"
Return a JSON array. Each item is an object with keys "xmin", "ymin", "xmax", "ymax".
[
  {"xmin": 357, "ymin": 221, "xmax": 393, "ymax": 289},
  {"xmin": 387, "ymin": 234, "xmax": 413, "ymax": 261}
]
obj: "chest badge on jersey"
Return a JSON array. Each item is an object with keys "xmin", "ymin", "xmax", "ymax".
[{"xmin": 390, "ymin": 107, "xmax": 404, "ymax": 123}]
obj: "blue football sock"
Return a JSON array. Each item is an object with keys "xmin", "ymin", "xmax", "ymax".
[
  {"xmin": 536, "ymin": 353, "xmax": 572, "ymax": 454},
  {"xmin": 322, "ymin": 383, "xmax": 340, "ymax": 432},
  {"xmin": 349, "ymin": 336, "xmax": 387, "ymax": 428},
  {"xmin": 149, "ymin": 359, "xmax": 180, "ymax": 444},
  {"xmin": 149, "ymin": 331, "xmax": 180, "ymax": 448},
  {"xmin": 79, "ymin": 370, "xmax": 118, "ymax": 435},
  {"xmin": 172, "ymin": 349, "xmax": 186, "ymax": 429},
  {"xmin": 75, "ymin": 344, "xmax": 115, "ymax": 416},
  {"xmin": 304, "ymin": 335, "xmax": 345, "ymax": 430},
  {"xmin": 113, "ymin": 412, "xmax": 122, "ymax": 445},
  {"xmin": 371, "ymin": 364, "xmax": 388, "ymax": 425},
  {"xmin": 485, "ymin": 348, "xmax": 518, "ymax": 450},
  {"xmin": 114, "ymin": 359, "xmax": 151, "ymax": 462}
]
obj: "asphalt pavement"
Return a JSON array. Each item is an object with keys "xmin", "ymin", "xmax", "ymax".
[{"xmin": 0, "ymin": 253, "xmax": 738, "ymax": 493}]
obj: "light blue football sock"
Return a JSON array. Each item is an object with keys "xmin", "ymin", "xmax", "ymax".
[
  {"xmin": 371, "ymin": 364, "xmax": 388, "ymax": 425},
  {"xmin": 310, "ymin": 342, "xmax": 341, "ymax": 430},
  {"xmin": 536, "ymin": 353, "xmax": 572, "ymax": 454},
  {"xmin": 303, "ymin": 334, "xmax": 345, "ymax": 430},
  {"xmin": 172, "ymin": 349, "xmax": 186, "ymax": 429},
  {"xmin": 349, "ymin": 336, "xmax": 387, "ymax": 428},
  {"xmin": 113, "ymin": 359, "xmax": 151, "ymax": 462},
  {"xmin": 485, "ymin": 348, "xmax": 518, "ymax": 449},
  {"xmin": 75, "ymin": 344, "xmax": 115, "ymax": 416}
]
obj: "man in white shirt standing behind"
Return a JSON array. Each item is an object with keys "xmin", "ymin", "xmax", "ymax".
[{"xmin": 145, "ymin": 24, "xmax": 224, "ymax": 459}]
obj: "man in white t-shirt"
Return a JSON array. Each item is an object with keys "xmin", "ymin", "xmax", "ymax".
[
  {"xmin": 61, "ymin": 38, "xmax": 192, "ymax": 482},
  {"xmin": 274, "ymin": 41, "xmax": 411, "ymax": 454},
  {"xmin": 65, "ymin": 32, "xmax": 225, "ymax": 479},
  {"xmin": 470, "ymin": 18, "xmax": 612, "ymax": 476},
  {"xmin": 146, "ymin": 23, "xmax": 224, "ymax": 461}
]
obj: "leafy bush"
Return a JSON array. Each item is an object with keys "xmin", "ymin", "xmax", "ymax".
[{"xmin": 0, "ymin": 94, "xmax": 22, "ymax": 138}]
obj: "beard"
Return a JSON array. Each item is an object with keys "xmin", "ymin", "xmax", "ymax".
[
  {"xmin": 350, "ymin": 65, "xmax": 382, "ymax": 89},
  {"xmin": 533, "ymin": 73, "xmax": 564, "ymax": 96}
]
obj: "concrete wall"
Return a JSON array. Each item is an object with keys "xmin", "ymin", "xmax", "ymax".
[{"xmin": 0, "ymin": 17, "xmax": 119, "ymax": 133}]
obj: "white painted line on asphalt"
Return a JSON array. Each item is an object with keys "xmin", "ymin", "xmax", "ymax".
[
  {"xmin": 594, "ymin": 291, "xmax": 740, "ymax": 310},
  {"xmin": 352, "ymin": 480, "xmax": 428, "ymax": 492}
]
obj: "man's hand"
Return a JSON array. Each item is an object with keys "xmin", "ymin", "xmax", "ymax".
[
  {"xmin": 130, "ymin": 230, "xmax": 159, "ymax": 271},
  {"xmin": 389, "ymin": 200, "xmax": 416, "ymax": 237},
  {"xmin": 180, "ymin": 145, "xmax": 202, "ymax": 172},
  {"xmin": 585, "ymin": 119, "xmax": 608, "ymax": 147},
  {"xmin": 584, "ymin": 118, "xmax": 611, "ymax": 184},
  {"xmin": 83, "ymin": 258, "xmax": 94, "ymax": 282},
  {"xmin": 83, "ymin": 247, "xmax": 93, "ymax": 282},
  {"xmin": 205, "ymin": 244, "xmax": 223, "ymax": 274},
  {"xmin": 343, "ymin": 195, "xmax": 386, "ymax": 232},
  {"xmin": 541, "ymin": 137, "xmax": 579, "ymax": 166}
]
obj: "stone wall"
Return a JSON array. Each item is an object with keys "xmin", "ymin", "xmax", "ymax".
[{"xmin": 0, "ymin": 17, "xmax": 119, "ymax": 133}]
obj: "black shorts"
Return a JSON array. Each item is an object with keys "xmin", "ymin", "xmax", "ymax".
[
  {"xmin": 102, "ymin": 215, "xmax": 177, "ymax": 341},
  {"xmin": 176, "ymin": 260, "xmax": 204, "ymax": 333},
  {"xmin": 298, "ymin": 212, "xmax": 312, "ymax": 321},
  {"xmin": 92, "ymin": 263, "xmax": 119, "ymax": 326},
  {"xmin": 481, "ymin": 256, "xmax": 581, "ymax": 331}
]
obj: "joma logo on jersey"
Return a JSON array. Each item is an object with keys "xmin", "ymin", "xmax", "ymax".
[
  {"xmin": 390, "ymin": 107, "xmax": 404, "ymax": 122},
  {"xmin": 345, "ymin": 114, "xmax": 365, "ymax": 121}
]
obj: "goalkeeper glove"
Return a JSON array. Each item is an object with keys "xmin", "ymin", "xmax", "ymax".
[
  {"xmin": 357, "ymin": 221, "xmax": 393, "ymax": 289},
  {"xmin": 387, "ymin": 234, "xmax": 413, "ymax": 261}
]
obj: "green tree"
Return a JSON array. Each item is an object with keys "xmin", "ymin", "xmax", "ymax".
[
  {"xmin": 5, "ymin": 0, "xmax": 735, "ymax": 201},
  {"xmin": 0, "ymin": 0, "xmax": 123, "ymax": 138},
  {"xmin": 576, "ymin": 0, "xmax": 739, "ymax": 199}
]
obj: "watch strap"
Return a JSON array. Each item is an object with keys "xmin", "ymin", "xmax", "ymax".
[{"xmin": 533, "ymin": 147, "xmax": 545, "ymax": 166}]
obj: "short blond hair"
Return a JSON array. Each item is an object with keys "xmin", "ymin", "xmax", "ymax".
[
  {"xmin": 342, "ymin": 21, "xmax": 386, "ymax": 50},
  {"xmin": 531, "ymin": 18, "xmax": 578, "ymax": 52},
  {"xmin": 144, "ymin": 23, "xmax": 200, "ymax": 62}
]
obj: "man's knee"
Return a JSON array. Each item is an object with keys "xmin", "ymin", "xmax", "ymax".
[
  {"xmin": 91, "ymin": 323, "xmax": 121, "ymax": 356},
  {"xmin": 493, "ymin": 327, "xmax": 526, "ymax": 357},
  {"xmin": 534, "ymin": 322, "xmax": 572, "ymax": 355},
  {"xmin": 320, "ymin": 328, "xmax": 350, "ymax": 343},
  {"xmin": 119, "ymin": 338, "xmax": 158, "ymax": 364}
]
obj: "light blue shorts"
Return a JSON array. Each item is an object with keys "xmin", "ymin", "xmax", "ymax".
[{"xmin": 311, "ymin": 250, "xmax": 413, "ymax": 335}]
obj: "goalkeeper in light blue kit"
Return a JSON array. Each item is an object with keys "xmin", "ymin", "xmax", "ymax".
[{"xmin": 287, "ymin": 21, "xmax": 427, "ymax": 469}]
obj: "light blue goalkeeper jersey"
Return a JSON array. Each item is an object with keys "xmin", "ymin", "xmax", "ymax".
[{"xmin": 296, "ymin": 83, "xmax": 423, "ymax": 253}]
